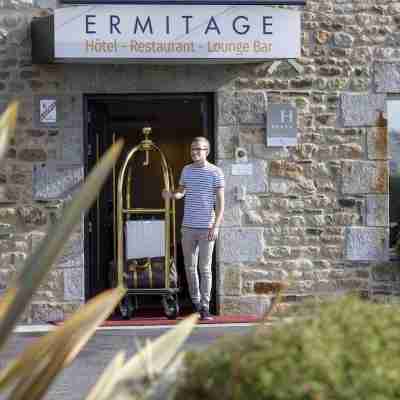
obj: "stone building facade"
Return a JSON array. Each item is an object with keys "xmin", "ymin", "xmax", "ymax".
[{"xmin": 0, "ymin": 0, "xmax": 398, "ymax": 321}]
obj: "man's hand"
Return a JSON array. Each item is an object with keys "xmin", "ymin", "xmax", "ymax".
[
  {"xmin": 163, "ymin": 186, "xmax": 185, "ymax": 201},
  {"xmin": 211, "ymin": 187, "xmax": 224, "ymax": 241},
  {"xmin": 161, "ymin": 189, "xmax": 177, "ymax": 200},
  {"xmin": 162, "ymin": 189, "xmax": 172, "ymax": 200},
  {"xmin": 208, "ymin": 225, "xmax": 219, "ymax": 241}
]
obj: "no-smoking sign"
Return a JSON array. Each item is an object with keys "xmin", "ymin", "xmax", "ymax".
[{"xmin": 39, "ymin": 99, "xmax": 57, "ymax": 123}]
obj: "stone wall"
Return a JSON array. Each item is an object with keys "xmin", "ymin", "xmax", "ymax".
[
  {"xmin": 0, "ymin": 0, "xmax": 399, "ymax": 321},
  {"xmin": 217, "ymin": 0, "xmax": 399, "ymax": 313},
  {"xmin": 0, "ymin": 2, "xmax": 85, "ymax": 321}
]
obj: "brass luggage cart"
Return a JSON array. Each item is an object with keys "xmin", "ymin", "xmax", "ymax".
[{"xmin": 115, "ymin": 127, "xmax": 179, "ymax": 319}]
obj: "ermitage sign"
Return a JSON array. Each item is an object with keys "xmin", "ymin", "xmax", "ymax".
[{"xmin": 54, "ymin": 5, "xmax": 301, "ymax": 60}]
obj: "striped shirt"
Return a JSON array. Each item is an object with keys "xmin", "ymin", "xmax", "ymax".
[{"xmin": 179, "ymin": 162, "xmax": 225, "ymax": 229}]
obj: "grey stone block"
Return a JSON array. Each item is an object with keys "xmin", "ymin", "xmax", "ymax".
[
  {"xmin": 375, "ymin": 62, "xmax": 400, "ymax": 93},
  {"xmin": 341, "ymin": 161, "xmax": 388, "ymax": 194},
  {"xmin": 61, "ymin": 128, "xmax": 83, "ymax": 163},
  {"xmin": 30, "ymin": 231, "xmax": 46, "ymax": 253},
  {"xmin": 18, "ymin": 148, "xmax": 46, "ymax": 162},
  {"xmin": 269, "ymin": 178, "xmax": 295, "ymax": 194},
  {"xmin": 0, "ymin": 222, "xmax": 14, "ymax": 235},
  {"xmin": 33, "ymin": 162, "xmax": 83, "ymax": 200},
  {"xmin": 57, "ymin": 232, "xmax": 84, "ymax": 269},
  {"xmin": 253, "ymin": 144, "xmax": 291, "ymax": 160},
  {"xmin": 219, "ymin": 227, "xmax": 264, "ymax": 263},
  {"xmin": 64, "ymin": 268, "xmax": 84, "ymax": 301},
  {"xmin": 345, "ymin": 227, "xmax": 389, "ymax": 261},
  {"xmin": 30, "ymin": 302, "xmax": 64, "ymax": 323},
  {"xmin": 220, "ymin": 295, "xmax": 272, "ymax": 316},
  {"xmin": 341, "ymin": 93, "xmax": 386, "ymax": 127},
  {"xmin": 33, "ymin": 0, "xmax": 57, "ymax": 8},
  {"xmin": 17, "ymin": 206, "xmax": 47, "ymax": 227},
  {"xmin": 218, "ymin": 159, "xmax": 268, "ymax": 194},
  {"xmin": 371, "ymin": 262, "xmax": 397, "ymax": 282},
  {"xmin": 333, "ymin": 32, "xmax": 354, "ymax": 48},
  {"xmin": 365, "ymin": 195, "xmax": 389, "ymax": 227},
  {"xmin": 0, "ymin": 15, "xmax": 23, "ymax": 28},
  {"xmin": 239, "ymin": 296, "xmax": 272, "ymax": 316},
  {"xmin": 0, "ymin": 185, "xmax": 19, "ymax": 203},
  {"xmin": 242, "ymin": 268, "xmax": 278, "ymax": 281},
  {"xmin": 217, "ymin": 91, "xmax": 267, "ymax": 125},
  {"xmin": 220, "ymin": 265, "xmax": 242, "ymax": 296},
  {"xmin": 61, "ymin": 95, "xmax": 83, "ymax": 128},
  {"xmin": 221, "ymin": 191, "xmax": 243, "ymax": 227},
  {"xmin": 64, "ymin": 65, "xmax": 99, "ymax": 92},
  {"xmin": 217, "ymin": 125, "xmax": 238, "ymax": 159}
]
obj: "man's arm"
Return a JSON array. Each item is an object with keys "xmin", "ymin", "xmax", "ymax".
[
  {"xmin": 162, "ymin": 185, "xmax": 185, "ymax": 200},
  {"xmin": 172, "ymin": 185, "xmax": 186, "ymax": 200},
  {"xmin": 208, "ymin": 187, "xmax": 225, "ymax": 241}
]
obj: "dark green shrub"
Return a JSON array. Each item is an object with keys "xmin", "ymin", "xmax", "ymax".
[{"xmin": 176, "ymin": 297, "xmax": 400, "ymax": 400}]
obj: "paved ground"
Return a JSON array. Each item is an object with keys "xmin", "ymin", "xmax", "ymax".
[{"xmin": 0, "ymin": 323, "xmax": 256, "ymax": 400}]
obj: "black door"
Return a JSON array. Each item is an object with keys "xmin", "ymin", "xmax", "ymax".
[
  {"xmin": 85, "ymin": 102, "xmax": 116, "ymax": 299},
  {"xmin": 84, "ymin": 94, "xmax": 216, "ymax": 313}
]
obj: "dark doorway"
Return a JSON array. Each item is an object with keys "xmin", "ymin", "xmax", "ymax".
[{"xmin": 84, "ymin": 94, "xmax": 216, "ymax": 315}]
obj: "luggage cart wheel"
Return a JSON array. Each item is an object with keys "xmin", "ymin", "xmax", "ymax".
[
  {"xmin": 162, "ymin": 294, "xmax": 179, "ymax": 320},
  {"xmin": 119, "ymin": 296, "xmax": 135, "ymax": 320}
]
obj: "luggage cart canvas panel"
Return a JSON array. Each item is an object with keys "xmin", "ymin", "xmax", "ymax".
[{"xmin": 125, "ymin": 220, "xmax": 165, "ymax": 259}]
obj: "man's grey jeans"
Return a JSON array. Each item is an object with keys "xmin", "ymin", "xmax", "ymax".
[{"xmin": 181, "ymin": 227, "xmax": 215, "ymax": 310}]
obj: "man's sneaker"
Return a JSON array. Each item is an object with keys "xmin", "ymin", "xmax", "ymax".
[
  {"xmin": 200, "ymin": 307, "xmax": 214, "ymax": 321},
  {"xmin": 193, "ymin": 302, "xmax": 201, "ymax": 313}
]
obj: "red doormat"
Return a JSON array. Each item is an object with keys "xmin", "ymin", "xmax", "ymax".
[
  {"xmin": 51, "ymin": 311, "xmax": 261, "ymax": 327},
  {"xmin": 103, "ymin": 315, "xmax": 261, "ymax": 326}
]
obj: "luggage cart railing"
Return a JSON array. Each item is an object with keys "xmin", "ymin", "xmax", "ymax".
[{"xmin": 115, "ymin": 127, "xmax": 179, "ymax": 319}]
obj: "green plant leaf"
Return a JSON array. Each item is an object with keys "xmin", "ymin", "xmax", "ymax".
[
  {"xmin": 0, "ymin": 139, "xmax": 124, "ymax": 351},
  {"xmin": 85, "ymin": 314, "xmax": 198, "ymax": 400},
  {"xmin": 0, "ymin": 287, "xmax": 125, "ymax": 400},
  {"xmin": 144, "ymin": 352, "xmax": 185, "ymax": 400},
  {"xmin": 119, "ymin": 313, "xmax": 198, "ymax": 381},
  {"xmin": 0, "ymin": 101, "xmax": 18, "ymax": 162},
  {"xmin": 85, "ymin": 351, "xmax": 126, "ymax": 400}
]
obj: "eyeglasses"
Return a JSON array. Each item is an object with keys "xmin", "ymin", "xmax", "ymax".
[{"xmin": 191, "ymin": 148, "xmax": 208, "ymax": 152}]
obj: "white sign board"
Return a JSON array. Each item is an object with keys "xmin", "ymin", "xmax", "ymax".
[
  {"xmin": 125, "ymin": 220, "xmax": 165, "ymax": 259},
  {"xmin": 232, "ymin": 163, "xmax": 253, "ymax": 176},
  {"xmin": 39, "ymin": 99, "xmax": 57, "ymax": 123},
  {"xmin": 54, "ymin": 5, "xmax": 301, "ymax": 61}
]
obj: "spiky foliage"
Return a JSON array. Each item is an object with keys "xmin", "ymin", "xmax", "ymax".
[{"xmin": 0, "ymin": 102, "xmax": 126, "ymax": 399}]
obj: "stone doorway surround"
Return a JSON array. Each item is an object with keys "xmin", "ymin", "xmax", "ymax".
[{"xmin": 83, "ymin": 93, "xmax": 217, "ymax": 313}]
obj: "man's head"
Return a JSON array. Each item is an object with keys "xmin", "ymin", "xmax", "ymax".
[{"xmin": 191, "ymin": 137, "xmax": 210, "ymax": 164}]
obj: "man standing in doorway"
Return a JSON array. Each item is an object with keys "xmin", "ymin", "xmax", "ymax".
[{"xmin": 163, "ymin": 137, "xmax": 225, "ymax": 320}]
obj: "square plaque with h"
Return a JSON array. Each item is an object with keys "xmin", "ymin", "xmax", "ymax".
[{"xmin": 266, "ymin": 104, "xmax": 298, "ymax": 147}]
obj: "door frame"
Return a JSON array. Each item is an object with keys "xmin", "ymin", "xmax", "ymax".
[{"xmin": 83, "ymin": 93, "xmax": 216, "ymax": 307}]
